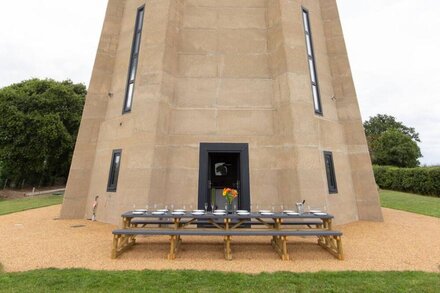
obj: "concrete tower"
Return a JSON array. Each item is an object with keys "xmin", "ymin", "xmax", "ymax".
[{"xmin": 61, "ymin": 0, "xmax": 383, "ymax": 225}]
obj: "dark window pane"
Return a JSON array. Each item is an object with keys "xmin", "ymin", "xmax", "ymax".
[
  {"xmin": 123, "ymin": 6, "xmax": 144, "ymax": 114},
  {"xmin": 302, "ymin": 7, "xmax": 322, "ymax": 115},
  {"xmin": 309, "ymin": 59, "xmax": 316, "ymax": 83},
  {"xmin": 312, "ymin": 85, "xmax": 320, "ymax": 112},
  {"xmin": 125, "ymin": 83, "xmax": 134, "ymax": 111},
  {"xmin": 303, "ymin": 11, "xmax": 309, "ymax": 32},
  {"xmin": 324, "ymin": 152, "xmax": 338, "ymax": 193},
  {"xmin": 133, "ymin": 33, "xmax": 141, "ymax": 54},
  {"xmin": 137, "ymin": 9, "xmax": 144, "ymax": 30},
  {"xmin": 129, "ymin": 56, "xmax": 138, "ymax": 81},
  {"xmin": 107, "ymin": 150, "xmax": 122, "ymax": 192},
  {"xmin": 305, "ymin": 34, "xmax": 312, "ymax": 55}
]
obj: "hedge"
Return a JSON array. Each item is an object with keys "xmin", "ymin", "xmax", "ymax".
[{"xmin": 373, "ymin": 165, "xmax": 440, "ymax": 197}]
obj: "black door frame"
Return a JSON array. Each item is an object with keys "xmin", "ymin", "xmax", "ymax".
[{"xmin": 198, "ymin": 143, "xmax": 250, "ymax": 211}]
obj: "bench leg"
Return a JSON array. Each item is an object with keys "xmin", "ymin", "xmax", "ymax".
[
  {"xmin": 111, "ymin": 234, "xmax": 136, "ymax": 259},
  {"xmin": 224, "ymin": 236, "xmax": 232, "ymax": 260},
  {"xmin": 318, "ymin": 235, "xmax": 344, "ymax": 260},
  {"xmin": 111, "ymin": 235, "xmax": 119, "ymax": 259},
  {"xmin": 271, "ymin": 236, "xmax": 290, "ymax": 261}
]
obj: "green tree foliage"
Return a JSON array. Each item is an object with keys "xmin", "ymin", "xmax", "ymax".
[
  {"xmin": 0, "ymin": 79, "xmax": 86, "ymax": 186},
  {"xmin": 364, "ymin": 114, "xmax": 420, "ymax": 142},
  {"xmin": 374, "ymin": 129, "xmax": 422, "ymax": 168},
  {"xmin": 363, "ymin": 114, "xmax": 422, "ymax": 167}
]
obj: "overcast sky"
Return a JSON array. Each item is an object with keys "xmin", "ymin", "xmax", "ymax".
[{"xmin": 0, "ymin": 0, "xmax": 438, "ymax": 165}]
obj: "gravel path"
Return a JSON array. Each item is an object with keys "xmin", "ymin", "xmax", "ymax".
[{"xmin": 0, "ymin": 206, "xmax": 439, "ymax": 273}]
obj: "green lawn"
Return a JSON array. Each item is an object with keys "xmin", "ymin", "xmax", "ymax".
[
  {"xmin": 0, "ymin": 269, "xmax": 438, "ymax": 293},
  {"xmin": 380, "ymin": 190, "xmax": 440, "ymax": 218},
  {"xmin": 0, "ymin": 194, "xmax": 63, "ymax": 216}
]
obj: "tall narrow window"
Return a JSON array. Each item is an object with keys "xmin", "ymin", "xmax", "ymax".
[
  {"xmin": 324, "ymin": 151, "xmax": 338, "ymax": 193},
  {"xmin": 302, "ymin": 8, "xmax": 322, "ymax": 115},
  {"xmin": 123, "ymin": 6, "xmax": 145, "ymax": 113},
  {"xmin": 107, "ymin": 150, "xmax": 122, "ymax": 192}
]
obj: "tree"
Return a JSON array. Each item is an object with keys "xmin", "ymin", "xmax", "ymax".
[
  {"xmin": 374, "ymin": 129, "xmax": 422, "ymax": 168},
  {"xmin": 0, "ymin": 79, "xmax": 86, "ymax": 186},
  {"xmin": 363, "ymin": 114, "xmax": 422, "ymax": 167},
  {"xmin": 364, "ymin": 114, "xmax": 420, "ymax": 142}
]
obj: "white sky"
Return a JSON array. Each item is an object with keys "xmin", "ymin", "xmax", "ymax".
[{"xmin": 0, "ymin": 0, "xmax": 438, "ymax": 165}]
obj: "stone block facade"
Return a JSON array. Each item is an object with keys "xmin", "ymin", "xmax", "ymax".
[{"xmin": 61, "ymin": 0, "xmax": 383, "ymax": 225}]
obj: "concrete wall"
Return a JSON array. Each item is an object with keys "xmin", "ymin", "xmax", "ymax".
[{"xmin": 61, "ymin": 0, "xmax": 382, "ymax": 225}]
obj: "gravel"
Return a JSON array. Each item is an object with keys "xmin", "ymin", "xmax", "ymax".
[{"xmin": 0, "ymin": 206, "xmax": 439, "ymax": 273}]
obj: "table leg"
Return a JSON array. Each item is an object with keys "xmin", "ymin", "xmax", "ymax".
[
  {"xmin": 271, "ymin": 235, "xmax": 290, "ymax": 261},
  {"xmin": 270, "ymin": 218, "xmax": 289, "ymax": 260},
  {"xmin": 223, "ymin": 218, "xmax": 232, "ymax": 260},
  {"xmin": 168, "ymin": 235, "xmax": 177, "ymax": 260},
  {"xmin": 224, "ymin": 235, "xmax": 232, "ymax": 260}
]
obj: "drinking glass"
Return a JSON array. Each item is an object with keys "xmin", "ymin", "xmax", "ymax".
[
  {"xmin": 145, "ymin": 204, "xmax": 149, "ymax": 211},
  {"xmin": 204, "ymin": 202, "xmax": 208, "ymax": 213},
  {"xmin": 233, "ymin": 204, "xmax": 237, "ymax": 213}
]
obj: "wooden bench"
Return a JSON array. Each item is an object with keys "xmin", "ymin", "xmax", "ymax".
[{"xmin": 111, "ymin": 228, "xmax": 343, "ymax": 261}]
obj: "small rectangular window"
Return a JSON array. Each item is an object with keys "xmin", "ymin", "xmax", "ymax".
[
  {"xmin": 324, "ymin": 151, "xmax": 338, "ymax": 193},
  {"xmin": 302, "ymin": 8, "xmax": 323, "ymax": 115},
  {"xmin": 107, "ymin": 150, "xmax": 122, "ymax": 192},
  {"xmin": 123, "ymin": 6, "xmax": 145, "ymax": 113}
]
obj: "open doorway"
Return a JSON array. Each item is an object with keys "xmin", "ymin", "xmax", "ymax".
[{"xmin": 198, "ymin": 143, "xmax": 250, "ymax": 211}]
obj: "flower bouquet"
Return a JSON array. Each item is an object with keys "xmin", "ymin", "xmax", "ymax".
[{"xmin": 222, "ymin": 188, "xmax": 238, "ymax": 213}]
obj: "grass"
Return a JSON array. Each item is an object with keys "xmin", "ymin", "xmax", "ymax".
[
  {"xmin": 380, "ymin": 190, "xmax": 440, "ymax": 218},
  {"xmin": 0, "ymin": 269, "xmax": 438, "ymax": 293},
  {"xmin": 0, "ymin": 194, "xmax": 63, "ymax": 216}
]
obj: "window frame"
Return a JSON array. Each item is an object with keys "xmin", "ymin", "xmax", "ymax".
[
  {"xmin": 107, "ymin": 149, "xmax": 122, "ymax": 192},
  {"xmin": 122, "ymin": 5, "xmax": 145, "ymax": 114},
  {"xmin": 323, "ymin": 151, "xmax": 338, "ymax": 194},
  {"xmin": 302, "ymin": 7, "xmax": 323, "ymax": 115}
]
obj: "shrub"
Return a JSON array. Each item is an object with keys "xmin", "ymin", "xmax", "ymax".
[{"xmin": 373, "ymin": 165, "xmax": 440, "ymax": 197}]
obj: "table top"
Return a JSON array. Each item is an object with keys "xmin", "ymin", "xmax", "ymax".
[{"xmin": 122, "ymin": 211, "xmax": 333, "ymax": 220}]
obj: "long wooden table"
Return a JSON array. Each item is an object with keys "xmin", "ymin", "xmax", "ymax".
[{"xmin": 112, "ymin": 211, "xmax": 343, "ymax": 261}]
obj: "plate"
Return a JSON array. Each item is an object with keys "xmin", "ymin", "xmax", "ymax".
[
  {"xmin": 309, "ymin": 209, "xmax": 321, "ymax": 213},
  {"xmin": 237, "ymin": 212, "xmax": 250, "ymax": 216},
  {"xmin": 213, "ymin": 212, "xmax": 226, "ymax": 216},
  {"xmin": 134, "ymin": 209, "xmax": 147, "ymax": 212},
  {"xmin": 283, "ymin": 210, "xmax": 295, "ymax": 214},
  {"xmin": 172, "ymin": 211, "xmax": 185, "ymax": 215},
  {"xmin": 192, "ymin": 212, "xmax": 205, "ymax": 216},
  {"xmin": 157, "ymin": 209, "xmax": 169, "ymax": 212},
  {"xmin": 173, "ymin": 209, "xmax": 186, "ymax": 213},
  {"xmin": 215, "ymin": 210, "xmax": 226, "ymax": 213},
  {"xmin": 286, "ymin": 212, "xmax": 300, "ymax": 216},
  {"xmin": 132, "ymin": 211, "xmax": 145, "ymax": 215},
  {"xmin": 152, "ymin": 211, "xmax": 165, "ymax": 215},
  {"xmin": 313, "ymin": 212, "xmax": 327, "ymax": 216},
  {"xmin": 236, "ymin": 210, "xmax": 248, "ymax": 213},
  {"xmin": 259, "ymin": 210, "xmax": 271, "ymax": 213},
  {"xmin": 193, "ymin": 210, "xmax": 204, "ymax": 213},
  {"xmin": 260, "ymin": 212, "xmax": 274, "ymax": 215}
]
